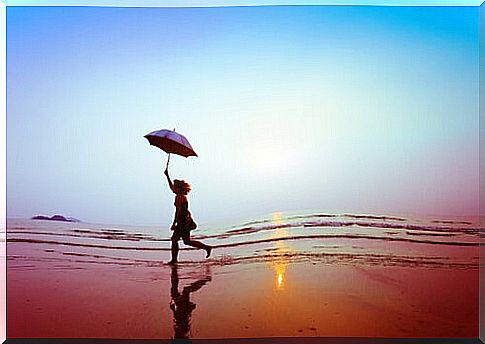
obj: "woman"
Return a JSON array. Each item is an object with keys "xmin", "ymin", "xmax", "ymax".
[{"xmin": 164, "ymin": 167, "xmax": 212, "ymax": 265}]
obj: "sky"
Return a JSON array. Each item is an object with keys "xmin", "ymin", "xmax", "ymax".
[
  {"xmin": 7, "ymin": 5, "xmax": 479, "ymax": 226},
  {"xmin": 4, "ymin": 0, "xmax": 485, "ymax": 6}
]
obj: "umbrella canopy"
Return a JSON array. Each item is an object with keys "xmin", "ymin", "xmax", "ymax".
[{"xmin": 144, "ymin": 129, "xmax": 197, "ymax": 158}]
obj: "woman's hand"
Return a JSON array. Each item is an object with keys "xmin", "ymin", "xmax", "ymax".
[{"xmin": 171, "ymin": 223, "xmax": 177, "ymax": 231}]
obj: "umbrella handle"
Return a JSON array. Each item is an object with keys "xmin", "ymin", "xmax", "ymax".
[{"xmin": 165, "ymin": 153, "xmax": 171, "ymax": 170}]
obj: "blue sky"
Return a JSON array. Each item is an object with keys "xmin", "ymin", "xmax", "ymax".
[
  {"xmin": 4, "ymin": 1, "xmax": 484, "ymax": 6},
  {"xmin": 7, "ymin": 5, "xmax": 479, "ymax": 225}
]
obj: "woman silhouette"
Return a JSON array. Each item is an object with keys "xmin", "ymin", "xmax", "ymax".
[{"xmin": 164, "ymin": 167, "xmax": 212, "ymax": 265}]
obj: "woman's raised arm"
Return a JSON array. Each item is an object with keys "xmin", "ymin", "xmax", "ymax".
[{"xmin": 164, "ymin": 168, "xmax": 176, "ymax": 194}]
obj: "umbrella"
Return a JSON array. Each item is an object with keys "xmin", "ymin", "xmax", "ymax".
[{"xmin": 144, "ymin": 129, "xmax": 197, "ymax": 168}]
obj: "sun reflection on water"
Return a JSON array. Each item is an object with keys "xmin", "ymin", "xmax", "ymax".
[
  {"xmin": 275, "ymin": 262, "xmax": 286, "ymax": 290},
  {"xmin": 272, "ymin": 212, "xmax": 283, "ymax": 224},
  {"xmin": 270, "ymin": 212, "xmax": 291, "ymax": 291}
]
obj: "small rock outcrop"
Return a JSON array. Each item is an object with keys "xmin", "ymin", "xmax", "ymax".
[{"xmin": 31, "ymin": 214, "xmax": 81, "ymax": 222}]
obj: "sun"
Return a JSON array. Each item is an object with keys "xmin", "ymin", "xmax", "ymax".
[{"xmin": 252, "ymin": 147, "xmax": 285, "ymax": 172}]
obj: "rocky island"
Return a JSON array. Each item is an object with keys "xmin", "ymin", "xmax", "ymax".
[{"xmin": 31, "ymin": 214, "xmax": 81, "ymax": 222}]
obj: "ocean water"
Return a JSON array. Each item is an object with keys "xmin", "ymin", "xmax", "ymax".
[{"xmin": 6, "ymin": 211, "xmax": 481, "ymax": 271}]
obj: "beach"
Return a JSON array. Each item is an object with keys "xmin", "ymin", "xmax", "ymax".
[
  {"xmin": 6, "ymin": 212, "xmax": 480, "ymax": 339},
  {"xmin": 6, "ymin": 2, "xmax": 482, "ymax": 340}
]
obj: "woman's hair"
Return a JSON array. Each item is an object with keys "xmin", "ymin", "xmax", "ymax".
[{"xmin": 173, "ymin": 179, "xmax": 191, "ymax": 195}]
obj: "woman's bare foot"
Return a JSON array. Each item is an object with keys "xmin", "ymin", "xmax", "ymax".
[
  {"xmin": 205, "ymin": 247, "xmax": 212, "ymax": 258},
  {"xmin": 167, "ymin": 260, "xmax": 177, "ymax": 265}
]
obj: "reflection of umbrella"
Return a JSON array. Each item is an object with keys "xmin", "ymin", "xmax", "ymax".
[{"xmin": 144, "ymin": 129, "xmax": 197, "ymax": 168}]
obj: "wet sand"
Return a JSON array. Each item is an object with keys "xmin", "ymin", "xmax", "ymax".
[{"xmin": 7, "ymin": 255, "xmax": 478, "ymax": 338}]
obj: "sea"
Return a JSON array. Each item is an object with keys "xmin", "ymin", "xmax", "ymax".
[{"xmin": 6, "ymin": 211, "xmax": 481, "ymax": 272}]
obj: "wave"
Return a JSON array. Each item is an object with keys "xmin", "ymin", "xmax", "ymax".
[
  {"xmin": 431, "ymin": 220, "xmax": 473, "ymax": 225},
  {"xmin": 198, "ymin": 220, "xmax": 481, "ymax": 242},
  {"xmin": 8, "ymin": 228, "xmax": 165, "ymax": 242},
  {"xmin": 227, "ymin": 213, "xmax": 406, "ymax": 229},
  {"xmin": 342, "ymin": 214, "xmax": 407, "ymax": 221},
  {"xmin": 7, "ymin": 213, "xmax": 480, "ymax": 272},
  {"xmin": 7, "ymin": 251, "xmax": 478, "ymax": 271},
  {"xmin": 7, "ymin": 232, "xmax": 479, "ymax": 252},
  {"xmin": 301, "ymin": 221, "xmax": 481, "ymax": 235},
  {"xmin": 8, "ymin": 214, "xmax": 482, "ymax": 245}
]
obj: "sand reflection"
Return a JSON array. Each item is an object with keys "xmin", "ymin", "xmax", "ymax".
[{"xmin": 169, "ymin": 265, "xmax": 212, "ymax": 339}]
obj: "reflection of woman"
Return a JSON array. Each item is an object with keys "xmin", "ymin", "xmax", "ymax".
[
  {"xmin": 170, "ymin": 265, "xmax": 211, "ymax": 339},
  {"xmin": 164, "ymin": 167, "xmax": 212, "ymax": 265}
]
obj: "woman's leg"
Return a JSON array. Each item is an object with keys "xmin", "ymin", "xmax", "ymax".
[
  {"xmin": 182, "ymin": 234, "xmax": 212, "ymax": 258},
  {"xmin": 169, "ymin": 233, "xmax": 180, "ymax": 264}
]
